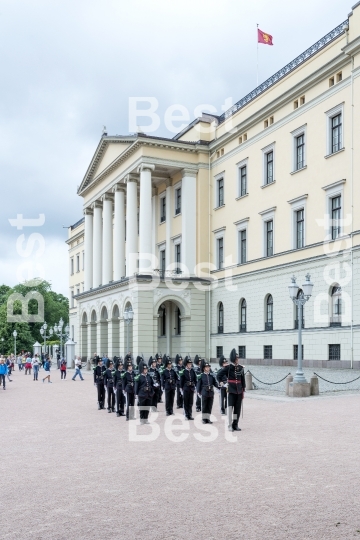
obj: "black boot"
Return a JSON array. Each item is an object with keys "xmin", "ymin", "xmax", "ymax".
[{"xmin": 98, "ymin": 403, "xmax": 101, "ymax": 410}]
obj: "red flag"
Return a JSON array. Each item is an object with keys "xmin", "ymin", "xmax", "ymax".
[{"xmin": 258, "ymin": 29, "xmax": 273, "ymax": 46}]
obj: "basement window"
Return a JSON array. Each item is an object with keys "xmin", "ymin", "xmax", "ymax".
[
  {"xmin": 300, "ymin": 96, "xmax": 305, "ymax": 105},
  {"xmin": 329, "ymin": 76, "xmax": 335, "ymax": 87},
  {"xmin": 269, "ymin": 116, "xmax": 274, "ymax": 125},
  {"xmin": 294, "ymin": 100, "xmax": 299, "ymax": 109},
  {"xmin": 336, "ymin": 72, "xmax": 342, "ymax": 83},
  {"xmin": 264, "ymin": 119, "xmax": 269, "ymax": 128}
]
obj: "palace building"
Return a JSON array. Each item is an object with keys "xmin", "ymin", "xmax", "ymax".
[{"xmin": 67, "ymin": 3, "xmax": 360, "ymax": 367}]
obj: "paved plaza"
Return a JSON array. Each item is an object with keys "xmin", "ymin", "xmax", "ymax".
[{"xmin": 1, "ymin": 366, "xmax": 360, "ymax": 540}]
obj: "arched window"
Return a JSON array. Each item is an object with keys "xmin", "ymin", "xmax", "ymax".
[
  {"xmin": 218, "ymin": 302, "xmax": 224, "ymax": 334},
  {"xmin": 91, "ymin": 310, "xmax": 97, "ymax": 323},
  {"xmin": 101, "ymin": 306, "xmax": 108, "ymax": 321},
  {"xmin": 82, "ymin": 312, "xmax": 88, "ymax": 324},
  {"xmin": 158, "ymin": 305, "xmax": 166, "ymax": 336},
  {"xmin": 240, "ymin": 299, "xmax": 247, "ymax": 332},
  {"xmin": 330, "ymin": 285, "xmax": 342, "ymax": 327},
  {"xmin": 265, "ymin": 295, "xmax": 273, "ymax": 331},
  {"xmin": 112, "ymin": 305, "xmax": 119, "ymax": 319}
]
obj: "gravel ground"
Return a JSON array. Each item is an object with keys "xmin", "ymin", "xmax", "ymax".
[{"xmin": 1, "ymin": 367, "xmax": 360, "ymax": 540}]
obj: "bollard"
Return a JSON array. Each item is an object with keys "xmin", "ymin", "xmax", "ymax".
[
  {"xmin": 310, "ymin": 375, "xmax": 319, "ymax": 396},
  {"xmin": 87, "ymin": 360, "xmax": 91, "ymax": 371},
  {"xmin": 245, "ymin": 371, "xmax": 253, "ymax": 390},
  {"xmin": 285, "ymin": 374, "xmax": 293, "ymax": 396}
]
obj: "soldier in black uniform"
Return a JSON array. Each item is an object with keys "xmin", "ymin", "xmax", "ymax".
[
  {"xmin": 93, "ymin": 357, "xmax": 106, "ymax": 410},
  {"xmin": 155, "ymin": 354, "xmax": 164, "ymax": 402},
  {"xmin": 180, "ymin": 357, "xmax": 197, "ymax": 420},
  {"xmin": 104, "ymin": 360, "xmax": 116, "ymax": 413},
  {"xmin": 113, "ymin": 359, "xmax": 125, "ymax": 417},
  {"xmin": 123, "ymin": 360, "xmax": 136, "ymax": 420},
  {"xmin": 217, "ymin": 355, "xmax": 229, "ymax": 415},
  {"xmin": 193, "ymin": 355, "xmax": 202, "ymax": 412},
  {"xmin": 197, "ymin": 361, "xmax": 219, "ymax": 423},
  {"xmin": 174, "ymin": 354, "xmax": 184, "ymax": 409},
  {"xmin": 161, "ymin": 358, "xmax": 177, "ymax": 416},
  {"xmin": 148, "ymin": 357, "xmax": 161, "ymax": 410},
  {"xmin": 135, "ymin": 363, "xmax": 154, "ymax": 424},
  {"xmin": 217, "ymin": 348, "xmax": 246, "ymax": 431}
]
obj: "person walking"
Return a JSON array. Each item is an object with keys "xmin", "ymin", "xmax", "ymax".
[
  {"xmin": 161, "ymin": 358, "xmax": 177, "ymax": 416},
  {"xmin": 0, "ymin": 357, "xmax": 8, "ymax": 390},
  {"xmin": 197, "ymin": 361, "xmax": 219, "ymax": 424},
  {"xmin": 60, "ymin": 358, "xmax": 67, "ymax": 379},
  {"xmin": 135, "ymin": 363, "xmax": 154, "ymax": 424},
  {"xmin": 32, "ymin": 355, "xmax": 40, "ymax": 381},
  {"xmin": 72, "ymin": 357, "xmax": 84, "ymax": 381},
  {"xmin": 25, "ymin": 356, "xmax": 32, "ymax": 376},
  {"xmin": 180, "ymin": 357, "xmax": 197, "ymax": 420},
  {"xmin": 17, "ymin": 355, "xmax": 23, "ymax": 371},
  {"xmin": 42, "ymin": 357, "xmax": 52, "ymax": 383},
  {"xmin": 217, "ymin": 348, "xmax": 246, "ymax": 432}
]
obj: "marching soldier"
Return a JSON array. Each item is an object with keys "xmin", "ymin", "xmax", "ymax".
[
  {"xmin": 197, "ymin": 361, "xmax": 219, "ymax": 424},
  {"xmin": 161, "ymin": 358, "xmax": 177, "ymax": 416},
  {"xmin": 113, "ymin": 359, "xmax": 125, "ymax": 417},
  {"xmin": 93, "ymin": 357, "xmax": 106, "ymax": 410},
  {"xmin": 156, "ymin": 354, "xmax": 164, "ymax": 402},
  {"xmin": 104, "ymin": 360, "xmax": 116, "ymax": 413},
  {"xmin": 180, "ymin": 357, "xmax": 197, "ymax": 420},
  {"xmin": 174, "ymin": 354, "xmax": 184, "ymax": 409},
  {"xmin": 148, "ymin": 356, "xmax": 161, "ymax": 410},
  {"xmin": 193, "ymin": 355, "xmax": 202, "ymax": 412},
  {"xmin": 135, "ymin": 363, "xmax": 154, "ymax": 424},
  {"xmin": 123, "ymin": 360, "xmax": 136, "ymax": 421},
  {"xmin": 217, "ymin": 355, "xmax": 229, "ymax": 415},
  {"xmin": 217, "ymin": 348, "xmax": 246, "ymax": 432}
]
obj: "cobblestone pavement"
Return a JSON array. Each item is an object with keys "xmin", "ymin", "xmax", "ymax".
[{"xmin": 1, "ymin": 367, "xmax": 360, "ymax": 540}]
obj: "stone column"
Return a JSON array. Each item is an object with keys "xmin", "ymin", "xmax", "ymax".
[
  {"xmin": 125, "ymin": 175, "xmax": 138, "ymax": 277},
  {"xmin": 113, "ymin": 185, "xmax": 126, "ymax": 281},
  {"xmin": 138, "ymin": 163, "xmax": 155, "ymax": 273},
  {"xmin": 84, "ymin": 208, "xmax": 93, "ymax": 290},
  {"xmin": 181, "ymin": 169, "xmax": 197, "ymax": 276},
  {"xmin": 102, "ymin": 194, "xmax": 113, "ymax": 285},
  {"xmin": 165, "ymin": 179, "xmax": 172, "ymax": 268},
  {"xmin": 92, "ymin": 201, "xmax": 103, "ymax": 288}
]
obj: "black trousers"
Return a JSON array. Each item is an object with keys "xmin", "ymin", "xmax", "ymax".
[
  {"xmin": 220, "ymin": 387, "xmax": 227, "ymax": 413},
  {"xmin": 116, "ymin": 386, "xmax": 125, "ymax": 413},
  {"xmin": 201, "ymin": 395, "xmax": 214, "ymax": 420},
  {"xmin": 107, "ymin": 386, "xmax": 115, "ymax": 410},
  {"xmin": 227, "ymin": 393, "xmax": 242, "ymax": 428},
  {"xmin": 165, "ymin": 388, "xmax": 175, "ymax": 414},
  {"xmin": 183, "ymin": 389, "xmax": 195, "ymax": 418},
  {"xmin": 126, "ymin": 392, "xmax": 135, "ymax": 419},
  {"xmin": 151, "ymin": 387, "xmax": 160, "ymax": 409},
  {"xmin": 97, "ymin": 383, "xmax": 105, "ymax": 406},
  {"xmin": 61, "ymin": 370, "xmax": 66, "ymax": 379},
  {"xmin": 196, "ymin": 394, "xmax": 201, "ymax": 411},
  {"xmin": 176, "ymin": 385, "xmax": 183, "ymax": 408},
  {"xmin": 0, "ymin": 374, "xmax": 5, "ymax": 388},
  {"xmin": 139, "ymin": 397, "xmax": 151, "ymax": 419}
]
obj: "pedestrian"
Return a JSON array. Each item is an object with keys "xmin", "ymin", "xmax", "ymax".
[
  {"xmin": 180, "ymin": 356, "xmax": 197, "ymax": 420},
  {"xmin": 193, "ymin": 355, "xmax": 202, "ymax": 412},
  {"xmin": 103, "ymin": 360, "xmax": 115, "ymax": 412},
  {"xmin": 72, "ymin": 357, "xmax": 84, "ymax": 381},
  {"xmin": 123, "ymin": 360, "xmax": 135, "ymax": 421},
  {"xmin": 135, "ymin": 362, "xmax": 154, "ymax": 424},
  {"xmin": 217, "ymin": 356, "xmax": 229, "ymax": 415},
  {"xmin": 148, "ymin": 357, "xmax": 161, "ymax": 411},
  {"xmin": 113, "ymin": 359, "xmax": 125, "ymax": 417},
  {"xmin": 174, "ymin": 354, "xmax": 184, "ymax": 409},
  {"xmin": 42, "ymin": 357, "xmax": 52, "ymax": 383},
  {"xmin": 56, "ymin": 351, "xmax": 61, "ymax": 369},
  {"xmin": 17, "ymin": 355, "xmax": 22, "ymax": 371},
  {"xmin": 217, "ymin": 348, "xmax": 246, "ymax": 432},
  {"xmin": 94, "ymin": 357, "xmax": 106, "ymax": 410},
  {"xmin": 0, "ymin": 357, "xmax": 8, "ymax": 390},
  {"xmin": 25, "ymin": 356, "xmax": 32, "ymax": 376},
  {"xmin": 161, "ymin": 357, "xmax": 177, "ymax": 416},
  {"xmin": 32, "ymin": 355, "xmax": 40, "ymax": 381},
  {"xmin": 60, "ymin": 358, "xmax": 67, "ymax": 379},
  {"xmin": 197, "ymin": 360, "xmax": 219, "ymax": 424}
]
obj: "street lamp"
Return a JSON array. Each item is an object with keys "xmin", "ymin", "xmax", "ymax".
[
  {"xmin": 288, "ymin": 273, "xmax": 314, "ymax": 384},
  {"xmin": 123, "ymin": 306, "xmax": 134, "ymax": 356},
  {"xmin": 53, "ymin": 318, "xmax": 70, "ymax": 359},
  {"xmin": 13, "ymin": 330, "xmax": 17, "ymax": 357},
  {"xmin": 40, "ymin": 322, "xmax": 53, "ymax": 356}
]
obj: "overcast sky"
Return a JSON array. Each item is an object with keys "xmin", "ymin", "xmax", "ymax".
[{"xmin": 0, "ymin": 0, "xmax": 348, "ymax": 296}]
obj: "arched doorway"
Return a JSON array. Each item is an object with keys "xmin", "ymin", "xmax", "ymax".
[
  {"xmin": 157, "ymin": 300, "xmax": 184, "ymax": 358},
  {"xmin": 100, "ymin": 306, "xmax": 108, "ymax": 357},
  {"xmin": 81, "ymin": 312, "xmax": 88, "ymax": 360}
]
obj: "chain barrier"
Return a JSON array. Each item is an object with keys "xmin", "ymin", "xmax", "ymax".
[
  {"xmin": 246, "ymin": 370, "xmax": 291, "ymax": 386},
  {"xmin": 313, "ymin": 371, "xmax": 360, "ymax": 385}
]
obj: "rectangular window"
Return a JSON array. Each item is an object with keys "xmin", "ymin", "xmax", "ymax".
[
  {"xmin": 82, "ymin": 251, "xmax": 85, "ymax": 270},
  {"xmin": 239, "ymin": 166, "xmax": 247, "ymax": 196},
  {"xmin": 264, "ymin": 345, "xmax": 272, "ymax": 359},
  {"xmin": 331, "ymin": 114, "xmax": 342, "ymax": 153},
  {"xmin": 265, "ymin": 151, "xmax": 274, "ymax": 184},
  {"xmin": 329, "ymin": 344, "xmax": 340, "ymax": 361},
  {"xmin": 238, "ymin": 346, "xmax": 246, "ymax": 359},
  {"xmin": 331, "ymin": 196, "xmax": 341, "ymax": 240},
  {"xmin": 175, "ymin": 188, "xmax": 181, "ymax": 214},
  {"xmin": 296, "ymin": 134, "xmax": 305, "ymax": 170},
  {"xmin": 240, "ymin": 230, "xmax": 246, "ymax": 264},
  {"xmin": 160, "ymin": 250, "xmax": 166, "ymax": 274},
  {"xmin": 175, "ymin": 244, "xmax": 181, "ymax": 273},
  {"xmin": 76, "ymin": 254, "xmax": 80, "ymax": 272},
  {"xmin": 217, "ymin": 178, "xmax": 224, "ymax": 207},
  {"xmin": 296, "ymin": 209, "xmax": 304, "ymax": 249},
  {"xmin": 70, "ymin": 290, "xmax": 74, "ymax": 308},
  {"xmin": 160, "ymin": 197, "xmax": 166, "ymax": 223},
  {"xmin": 216, "ymin": 346, "xmax": 223, "ymax": 359},
  {"xmin": 217, "ymin": 237, "xmax": 224, "ymax": 269},
  {"xmin": 293, "ymin": 345, "xmax": 304, "ymax": 360},
  {"xmin": 266, "ymin": 220, "xmax": 273, "ymax": 257},
  {"xmin": 70, "ymin": 258, "xmax": 74, "ymax": 275}
]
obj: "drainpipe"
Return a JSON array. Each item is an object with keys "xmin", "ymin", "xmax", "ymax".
[{"xmin": 208, "ymin": 148, "xmax": 217, "ymax": 361}]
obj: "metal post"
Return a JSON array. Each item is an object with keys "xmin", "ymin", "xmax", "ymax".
[
  {"xmin": 126, "ymin": 320, "xmax": 129, "ymax": 355},
  {"xmin": 294, "ymin": 301, "xmax": 306, "ymax": 383},
  {"xmin": 14, "ymin": 335, "xmax": 16, "ymax": 357}
]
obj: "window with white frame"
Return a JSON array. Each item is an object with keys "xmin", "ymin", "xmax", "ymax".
[
  {"xmin": 322, "ymin": 180, "xmax": 345, "ymax": 240},
  {"xmin": 82, "ymin": 251, "xmax": 85, "ymax": 270},
  {"xmin": 76, "ymin": 254, "xmax": 80, "ymax": 272},
  {"xmin": 236, "ymin": 158, "xmax": 248, "ymax": 198},
  {"xmin": 325, "ymin": 104, "xmax": 344, "ymax": 156},
  {"xmin": 175, "ymin": 187, "xmax": 181, "ymax": 215},
  {"xmin": 175, "ymin": 243, "xmax": 181, "ymax": 273},
  {"xmin": 217, "ymin": 177, "xmax": 224, "ymax": 207},
  {"xmin": 239, "ymin": 229, "xmax": 247, "ymax": 263},
  {"xmin": 291, "ymin": 125, "xmax": 307, "ymax": 173},
  {"xmin": 266, "ymin": 220, "xmax": 273, "ymax": 256},
  {"xmin": 70, "ymin": 289, "xmax": 74, "ymax": 308},
  {"xmin": 160, "ymin": 248, "xmax": 166, "ymax": 274},
  {"xmin": 217, "ymin": 237, "xmax": 224, "ymax": 269},
  {"xmin": 331, "ymin": 195, "xmax": 341, "ymax": 240},
  {"xmin": 160, "ymin": 195, "xmax": 166, "ymax": 223},
  {"xmin": 70, "ymin": 258, "xmax": 74, "ymax": 275},
  {"xmin": 288, "ymin": 194, "xmax": 307, "ymax": 250},
  {"xmin": 296, "ymin": 209, "xmax": 304, "ymax": 248},
  {"xmin": 261, "ymin": 143, "xmax": 275, "ymax": 186}
]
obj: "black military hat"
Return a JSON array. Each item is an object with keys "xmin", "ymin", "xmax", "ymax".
[
  {"xmin": 126, "ymin": 360, "xmax": 133, "ymax": 369},
  {"xmin": 96, "ymin": 357, "xmax": 102, "ymax": 364},
  {"xmin": 165, "ymin": 357, "xmax": 172, "ymax": 366},
  {"xmin": 203, "ymin": 361, "xmax": 211, "ymax": 369},
  {"xmin": 184, "ymin": 356, "xmax": 193, "ymax": 366},
  {"xmin": 193, "ymin": 355, "xmax": 200, "ymax": 366},
  {"xmin": 162, "ymin": 354, "xmax": 168, "ymax": 367},
  {"xmin": 175, "ymin": 354, "xmax": 183, "ymax": 366},
  {"xmin": 141, "ymin": 362, "xmax": 148, "ymax": 372},
  {"xmin": 229, "ymin": 348, "xmax": 238, "ymax": 363},
  {"xmin": 219, "ymin": 355, "xmax": 228, "ymax": 367},
  {"xmin": 136, "ymin": 355, "xmax": 142, "ymax": 366},
  {"xmin": 200, "ymin": 358, "xmax": 207, "ymax": 372},
  {"xmin": 148, "ymin": 355, "xmax": 153, "ymax": 367}
]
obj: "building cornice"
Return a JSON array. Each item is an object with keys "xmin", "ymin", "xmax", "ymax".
[{"xmin": 322, "ymin": 179, "xmax": 346, "ymax": 191}]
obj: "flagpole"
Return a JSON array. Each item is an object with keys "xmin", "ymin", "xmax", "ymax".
[{"xmin": 256, "ymin": 23, "xmax": 259, "ymax": 87}]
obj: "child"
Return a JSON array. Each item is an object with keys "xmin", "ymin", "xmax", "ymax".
[{"xmin": 60, "ymin": 358, "xmax": 67, "ymax": 379}]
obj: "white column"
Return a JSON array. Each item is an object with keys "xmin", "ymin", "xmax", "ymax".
[
  {"xmin": 84, "ymin": 208, "xmax": 93, "ymax": 290},
  {"xmin": 102, "ymin": 194, "xmax": 113, "ymax": 285},
  {"xmin": 126, "ymin": 175, "xmax": 138, "ymax": 277},
  {"xmin": 165, "ymin": 179, "xmax": 172, "ymax": 268},
  {"xmin": 138, "ymin": 163, "xmax": 155, "ymax": 273},
  {"xmin": 182, "ymin": 169, "xmax": 197, "ymax": 276},
  {"xmin": 113, "ymin": 185, "xmax": 126, "ymax": 281},
  {"xmin": 92, "ymin": 201, "xmax": 103, "ymax": 287}
]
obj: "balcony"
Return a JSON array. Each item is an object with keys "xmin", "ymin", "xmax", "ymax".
[
  {"xmin": 330, "ymin": 316, "xmax": 342, "ymax": 328},
  {"xmin": 294, "ymin": 319, "xmax": 305, "ymax": 329},
  {"xmin": 265, "ymin": 322, "xmax": 273, "ymax": 331},
  {"xmin": 218, "ymin": 325, "xmax": 224, "ymax": 334},
  {"xmin": 239, "ymin": 323, "xmax": 247, "ymax": 333}
]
